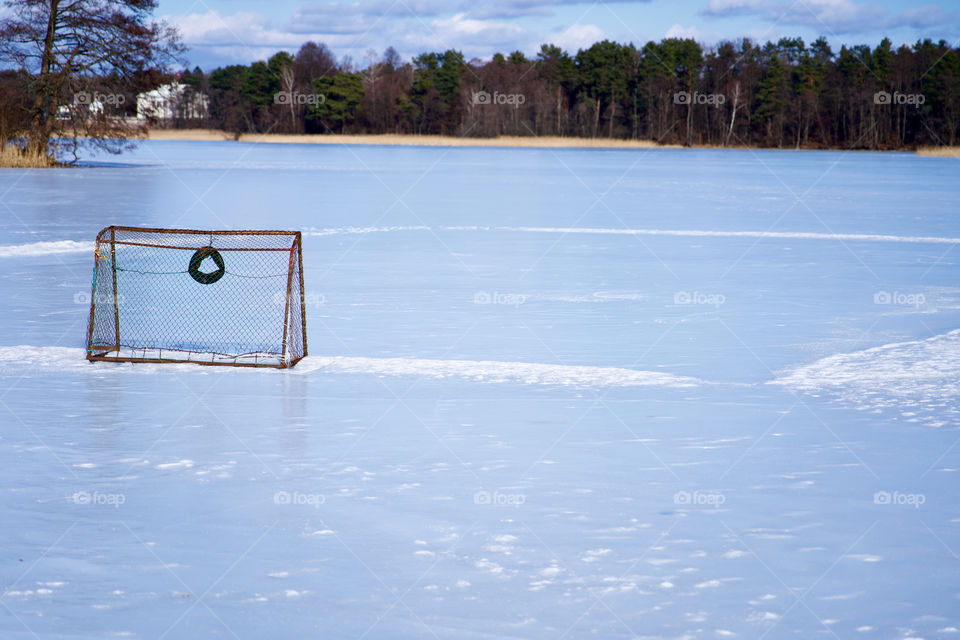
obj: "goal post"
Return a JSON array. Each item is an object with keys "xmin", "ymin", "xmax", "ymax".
[{"xmin": 85, "ymin": 226, "xmax": 308, "ymax": 368}]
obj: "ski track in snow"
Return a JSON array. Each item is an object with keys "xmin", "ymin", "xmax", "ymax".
[
  {"xmin": 0, "ymin": 346, "xmax": 700, "ymax": 388},
  {"xmin": 302, "ymin": 225, "xmax": 960, "ymax": 245},
  {"xmin": 772, "ymin": 329, "xmax": 960, "ymax": 427},
  {"xmin": 4, "ymin": 225, "xmax": 957, "ymax": 259},
  {"xmin": 486, "ymin": 226, "xmax": 960, "ymax": 244},
  {"xmin": 304, "ymin": 225, "xmax": 431, "ymax": 237},
  {"xmin": 0, "ymin": 240, "xmax": 93, "ymax": 257}
]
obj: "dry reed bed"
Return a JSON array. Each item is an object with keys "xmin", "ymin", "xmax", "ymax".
[{"xmin": 0, "ymin": 144, "xmax": 57, "ymax": 168}]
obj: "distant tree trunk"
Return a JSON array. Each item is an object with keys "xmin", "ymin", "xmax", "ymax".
[
  {"xmin": 593, "ymin": 98, "xmax": 600, "ymax": 137},
  {"xmin": 726, "ymin": 82, "xmax": 739, "ymax": 146},
  {"xmin": 281, "ymin": 66, "xmax": 297, "ymax": 132},
  {"xmin": 608, "ymin": 99, "xmax": 615, "ymax": 138},
  {"xmin": 554, "ymin": 86, "xmax": 562, "ymax": 135}
]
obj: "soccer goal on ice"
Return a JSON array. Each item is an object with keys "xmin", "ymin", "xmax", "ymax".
[{"xmin": 85, "ymin": 226, "xmax": 307, "ymax": 368}]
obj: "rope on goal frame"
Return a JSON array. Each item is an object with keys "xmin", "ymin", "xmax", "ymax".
[{"xmin": 116, "ymin": 267, "xmax": 288, "ymax": 279}]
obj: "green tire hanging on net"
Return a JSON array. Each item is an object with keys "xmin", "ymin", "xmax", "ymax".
[{"xmin": 188, "ymin": 247, "xmax": 226, "ymax": 284}]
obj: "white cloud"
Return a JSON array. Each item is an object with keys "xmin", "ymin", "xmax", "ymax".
[
  {"xmin": 701, "ymin": 0, "xmax": 772, "ymax": 16},
  {"xmin": 166, "ymin": 6, "xmax": 541, "ymax": 67},
  {"xmin": 432, "ymin": 12, "xmax": 524, "ymax": 39},
  {"xmin": 896, "ymin": 4, "xmax": 955, "ymax": 29},
  {"xmin": 548, "ymin": 23, "xmax": 606, "ymax": 53},
  {"xmin": 166, "ymin": 9, "xmax": 380, "ymax": 68},
  {"xmin": 466, "ymin": 0, "xmax": 650, "ymax": 20},
  {"xmin": 170, "ymin": 10, "xmax": 293, "ymax": 48},
  {"xmin": 664, "ymin": 24, "xmax": 724, "ymax": 43},
  {"xmin": 798, "ymin": 0, "xmax": 888, "ymax": 32},
  {"xmin": 700, "ymin": 0, "xmax": 894, "ymax": 34},
  {"xmin": 421, "ymin": 12, "xmax": 529, "ymax": 53},
  {"xmin": 739, "ymin": 26, "xmax": 784, "ymax": 43},
  {"xmin": 288, "ymin": 0, "xmax": 450, "ymax": 35},
  {"xmin": 666, "ymin": 23, "xmax": 786, "ymax": 47}
]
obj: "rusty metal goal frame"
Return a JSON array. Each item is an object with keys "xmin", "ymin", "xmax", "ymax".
[{"xmin": 85, "ymin": 226, "xmax": 308, "ymax": 368}]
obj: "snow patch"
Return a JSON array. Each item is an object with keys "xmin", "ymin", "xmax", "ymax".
[
  {"xmin": 0, "ymin": 346, "xmax": 700, "ymax": 388},
  {"xmin": 155, "ymin": 460, "xmax": 194, "ymax": 470},
  {"xmin": 475, "ymin": 559, "xmax": 504, "ymax": 574},
  {"xmin": 0, "ymin": 346, "xmax": 235, "ymax": 374},
  {"xmin": 747, "ymin": 611, "xmax": 781, "ymax": 623},
  {"xmin": 0, "ymin": 240, "xmax": 93, "ymax": 258},
  {"xmin": 0, "ymin": 346, "xmax": 92, "ymax": 370},
  {"xmin": 846, "ymin": 554, "xmax": 883, "ymax": 562},
  {"xmin": 581, "ymin": 548, "xmax": 612, "ymax": 563},
  {"xmin": 772, "ymin": 329, "xmax": 960, "ymax": 427},
  {"xmin": 296, "ymin": 355, "xmax": 700, "ymax": 388},
  {"xmin": 540, "ymin": 566, "xmax": 563, "ymax": 578}
]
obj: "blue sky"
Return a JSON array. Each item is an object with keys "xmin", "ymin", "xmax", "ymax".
[{"xmin": 158, "ymin": 0, "xmax": 959, "ymax": 70}]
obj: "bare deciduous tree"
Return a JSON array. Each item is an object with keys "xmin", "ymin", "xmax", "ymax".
[{"xmin": 0, "ymin": 0, "xmax": 183, "ymax": 161}]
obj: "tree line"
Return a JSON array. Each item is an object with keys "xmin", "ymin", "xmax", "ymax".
[
  {"xmin": 2, "ymin": 7, "xmax": 959, "ymax": 158},
  {"xmin": 178, "ymin": 37, "xmax": 959, "ymax": 149}
]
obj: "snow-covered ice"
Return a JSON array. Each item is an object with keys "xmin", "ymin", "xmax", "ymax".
[{"xmin": 1, "ymin": 142, "xmax": 959, "ymax": 639}]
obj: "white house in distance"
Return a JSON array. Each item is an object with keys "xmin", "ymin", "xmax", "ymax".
[{"xmin": 136, "ymin": 81, "xmax": 208, "ymax": 123}]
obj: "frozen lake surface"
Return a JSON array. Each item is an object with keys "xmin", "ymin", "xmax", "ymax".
[{"xmin": 1, "ymin": 141, "xmax": 959, "ymax": 638}]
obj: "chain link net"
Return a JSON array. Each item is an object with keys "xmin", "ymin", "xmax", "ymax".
[{"xmin": 86, "ymin": 227, "xmax": 307, "ymax": 368}]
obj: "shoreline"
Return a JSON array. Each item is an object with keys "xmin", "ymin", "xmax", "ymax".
[
  {"xmin": 2, "ymin": 132, "xmax": 955, "ymax": 169},
  {"xmin": 145, "ymin": 130, "xmax": 682, "ymax": 149},
  {"xmin": 143, "ymin": 130, "xmax": 959, "ymax": 156}
]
